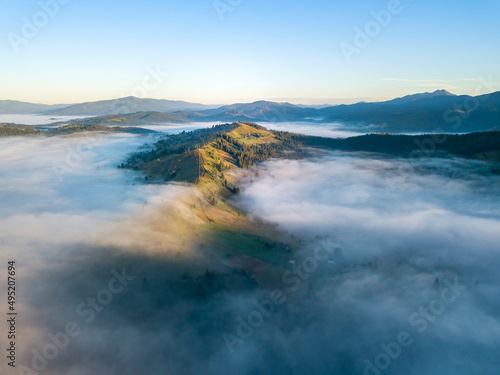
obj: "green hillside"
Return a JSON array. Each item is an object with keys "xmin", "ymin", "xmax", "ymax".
[
  {"xmin": 0, "ymin": 123, "xmax": 156, "ymax": 137},
  {"xmin": 125, "ymin": 122, "xmax": 500, "ymax": 184}
]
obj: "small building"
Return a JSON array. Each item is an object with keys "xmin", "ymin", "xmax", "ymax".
[{"xmin": 288, "ymin": 258, "xmax": 296, "ymax": 265}]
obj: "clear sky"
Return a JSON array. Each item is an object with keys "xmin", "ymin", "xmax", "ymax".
[{"xmin": 1, "ymin": 0, "xmax": 499, "ymax": 105}]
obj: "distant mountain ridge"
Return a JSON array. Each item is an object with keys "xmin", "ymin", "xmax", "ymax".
[
  {"xmin": 380, "ymin": 89, "xmax": 456, "ymax": 106},
  {"xmin": 318, "ymin": 90, "xmax": 500, "ymax": 132},
  {"xmin": 1, "ymin": 91, "xmax": 451, "ymax": 116},
  {"xmin": 42, "ymin": 96, "xmax": 218, "ymax": 116},
  {"xmin": 0, "ymin": 100, "xmax": 69, "ymax": 114},
  {"xmin": 3, "ymin": 90, "xmax": 500, "ymax": 133},
  {"xmin": 198, "ymin": 100, "xmax": 319, "ymax": 121}
]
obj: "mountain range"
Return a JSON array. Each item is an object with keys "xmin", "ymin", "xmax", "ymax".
[
  {"xmin": 0, "ymin": 100, "xmax": 69, "ymax": 114},
  {"xmin": 0, "ymin": 97, "xmax": 217, "ymax": 116},
  {"xmin": 2, "ymin": 90, "xmax": 500, "ymax": 133}
]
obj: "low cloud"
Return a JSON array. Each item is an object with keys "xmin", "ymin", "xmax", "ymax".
[
  {"xmin": 233, "ymin": 151, "xmax": 500, "ymax": 374},
  {"xmin": 1, "ymin": 136, "xmax": 500, "ymax": 374}
]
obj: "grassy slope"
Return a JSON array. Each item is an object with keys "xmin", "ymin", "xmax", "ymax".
[
  {"xmin": 187, "ymin": 124, "xmax": 301, "ymax": 270},
  {"xmin": 126, "ymin": 123, "xmax": 302, "ymax": 285},
  {"xmin": 124, "ymin": 123, "xmax": 500, "ymax": 285}
]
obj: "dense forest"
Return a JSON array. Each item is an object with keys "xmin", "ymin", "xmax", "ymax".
[
  {"xmin": 292, "ymin": 130, "xmax": 500, "ymax": 160},
  {"xmin": 124, "ymin": 123, "xmax": 240, "ymax": 165},
  {"xmin": 0, "ymin": 126, "xmax": 41, "ymax": 137},
  {"xmin": 213, "ymin": 124, "xmax": 306, "ymax": 168}
]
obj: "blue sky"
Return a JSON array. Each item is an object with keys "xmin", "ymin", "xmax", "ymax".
[{"xmin": 1, "ymin": 0, "xmax": 499, "ymax": 104}]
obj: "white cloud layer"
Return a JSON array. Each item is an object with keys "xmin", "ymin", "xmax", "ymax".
[{"xmin": 1, "ymin": 136, "xmax": 500, "ymax": 375}]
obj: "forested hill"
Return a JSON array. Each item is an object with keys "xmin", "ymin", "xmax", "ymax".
[
  {"xmin": 294, "ymin": 131, "xmax": 500, "ymax": 162},
  {"xmin": 124, "ymin": 122, "xmax": 500, "ymax": 187},
  {"xmin": 0, "ymin": 124, "xmax": 156, "ymax": 137},
  {"xmin": 121, "ymin": 122, "xmax": 307, "ymax": 186}
]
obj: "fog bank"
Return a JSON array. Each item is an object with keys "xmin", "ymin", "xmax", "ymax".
[{"xmin": 2, "ymin": 137, "xmax": 500, "ymax": 375}]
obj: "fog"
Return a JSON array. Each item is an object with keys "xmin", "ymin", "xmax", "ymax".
[
  {"xmin": 136, "ymin": 121, "xmax": 225, "ymax": 134},
  {"xmin": 1, "ymin": 133, "xmax": 500, "ymax": 375},
  {"xmin": 263, "ymin": 121, "xmax": 447, "ymax": 138},
  {"xmin": 0, "ymin": 115, "xmax": 88, "ymax": 125},
  {"xmin": 0, "ymin": 133, "xmax": 194, "ymax": 374},
  {"xmin": 264, "ymin": 121, "xmax": 364, "ymax": 138},
  {"xmin": 234, "ymin": 151, "xmax": 500, "ymax": 374}
]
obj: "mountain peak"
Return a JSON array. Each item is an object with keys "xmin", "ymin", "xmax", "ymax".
[
  {"xmin": 384, "ymin": 89, "xmax": 457, "ymax": 106},
  {"xmin": 432, "ymin": 89, "xmax": 456, "ymax": 96},
  {"xmin": 37, "ymin": 96, "xmax": 215, "ymax": 116}
]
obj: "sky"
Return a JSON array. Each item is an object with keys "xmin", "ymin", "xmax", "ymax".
[{"xmin": 1, "ymin": 0, "xmax": 500, "ymax": 105}]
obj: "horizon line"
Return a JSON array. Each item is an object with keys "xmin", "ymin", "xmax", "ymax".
[{"xmin": 2, "ymin": 88, "xmax": 499, "ymax": 108}]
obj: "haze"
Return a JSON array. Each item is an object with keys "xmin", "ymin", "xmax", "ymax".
[{"xmin": 1, "ymin": 133, "xmax": 499, "ymax": 374}]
